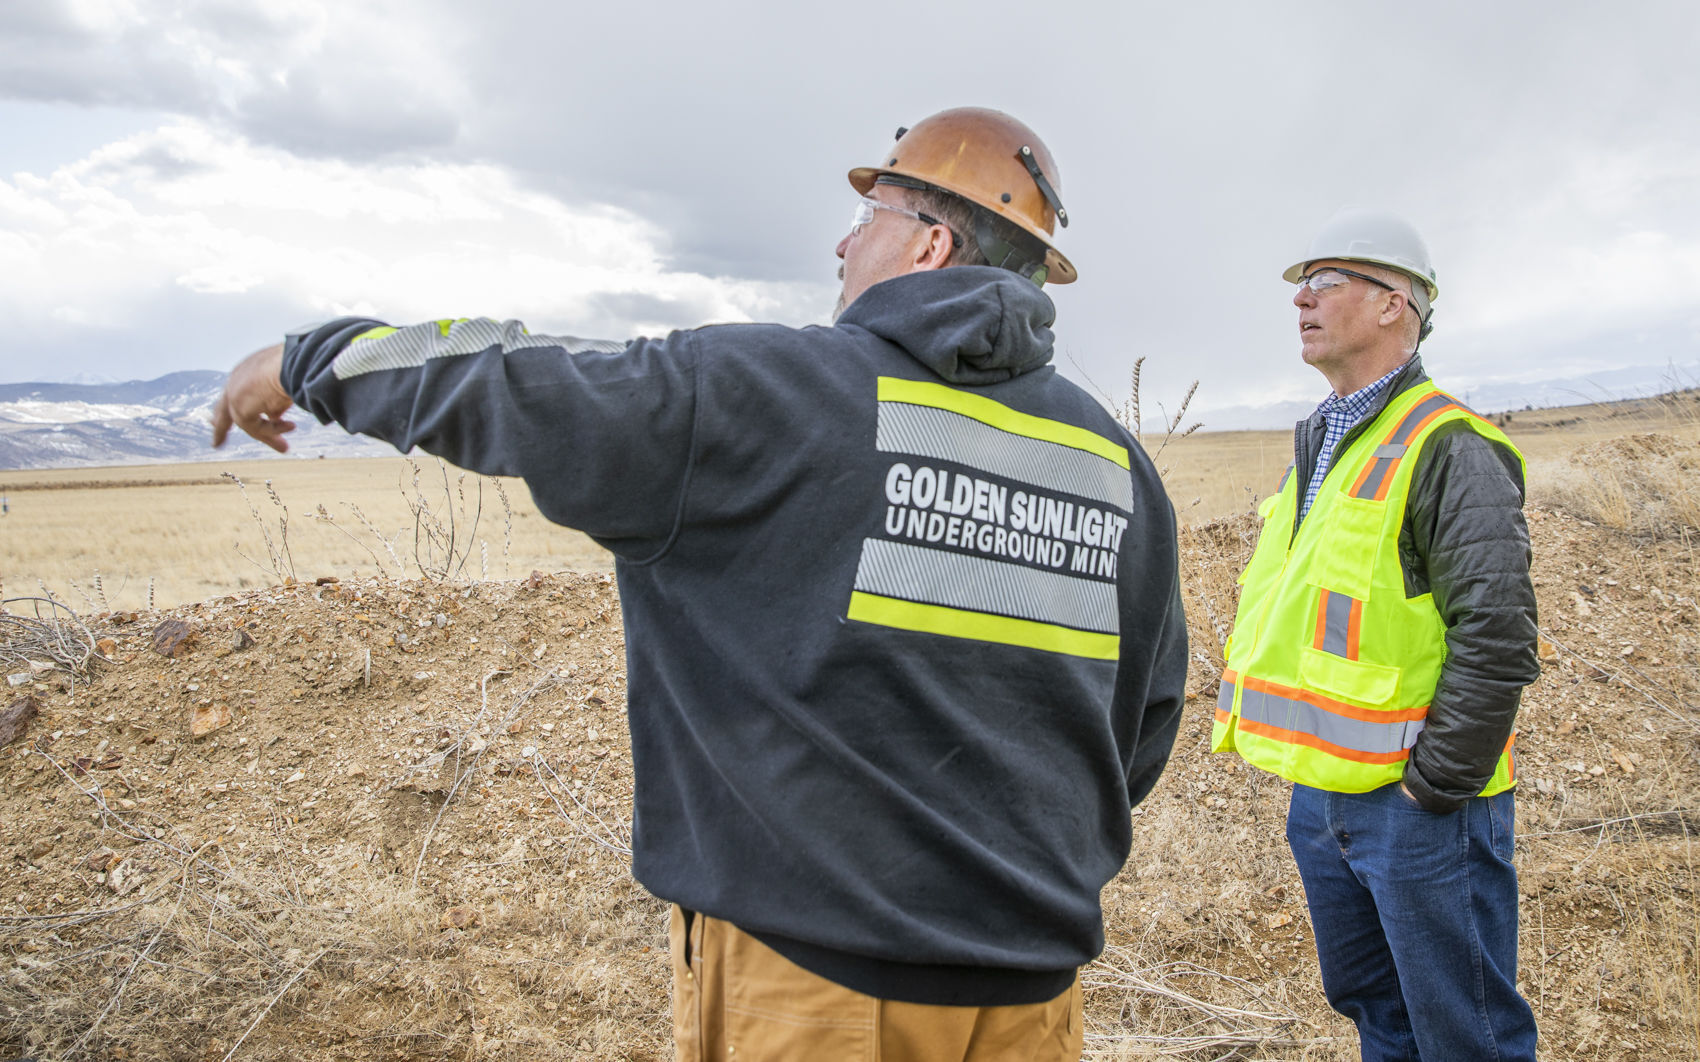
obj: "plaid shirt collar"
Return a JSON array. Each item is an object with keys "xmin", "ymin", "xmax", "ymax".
[{"xmin": 1300, "ymin": 362, "xmax": 1408, "ymax": 521}]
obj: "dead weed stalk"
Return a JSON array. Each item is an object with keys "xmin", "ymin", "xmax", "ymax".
[
  {"xmin": 405, "ymin": 458, "xmax": 485, "ymax": 582},
  {"xmin": 1116, "ymin": 358, "xmax": 1203, "ymax": 467},
  {"xmin": 409, "ymin": 667, "xmax": 512, "ymax": 884},
  {"xmin": 529, "ymin": 755, "xmax": 633, "ymax": 859},
  {"xmin": 1084, "ymin": 945, "xmax": 1332, "ymax": 1058},
  {"xmin": 222, "ymin": 472, "xmax": 297, "ymax": 585},
  {"xmin": 1068, "ymin": 352, "xmax": 1204, "ymax": 515}
]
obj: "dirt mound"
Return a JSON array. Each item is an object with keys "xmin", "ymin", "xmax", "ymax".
[
  {"xmin": 2, "ymin": 504, "xmax": 1697, "ymax": 1060},
  {"xmin": 2, "ymin": 572, "xmax": 665, "ymax": 1061},
  {"xmin": 1540, "ymin": 430, "xmax": 1700, "ymax": 539}
]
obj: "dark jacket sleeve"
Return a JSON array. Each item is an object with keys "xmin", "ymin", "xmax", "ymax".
[
  {"xmin": 280, "ymin": 316, "xmax": 699, "ymax": 560},
  {"xmin": 1118, "ymin": 474, "xmax": 1189, "ymax": 808},
  {"xmin": 1399, "ymin": 423, "xmax": 1539, "ymax": 812}
]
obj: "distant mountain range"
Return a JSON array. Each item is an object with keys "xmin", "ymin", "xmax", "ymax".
[
  {"xmin": 3, "ymin": 358, "xmax": 1697, "ymax": 470},
  {"xmin": 0, "ymin": 371, "xmax": 397, "ymax": 469}
]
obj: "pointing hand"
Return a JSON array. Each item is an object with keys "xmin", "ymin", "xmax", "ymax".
[{"xmin": 211, "ymin": 343, "xmax": 296, "ymax": 452}]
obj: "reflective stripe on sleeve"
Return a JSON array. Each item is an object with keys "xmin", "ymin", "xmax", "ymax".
[{"xmin": 332, "ymin": 318, "xmax": 627, "ymax": 380}]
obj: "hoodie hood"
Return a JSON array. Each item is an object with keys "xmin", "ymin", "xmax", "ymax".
[{"xmin": 836, "ymin": 267, "xmax": 1057, "ymax": 385}]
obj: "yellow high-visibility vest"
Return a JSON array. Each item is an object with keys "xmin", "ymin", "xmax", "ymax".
[{"xmin": 1213, "ymin": 381, "xmax": 1522, "ymax": 794}]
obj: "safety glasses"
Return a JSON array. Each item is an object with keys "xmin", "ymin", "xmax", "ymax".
[
  {"xmin": 1294, "ymin": 266, "xmax": 1396, "ymax": 295},
  {"xmin": 849, "ymin": 196, "xmax": 947, "ymax": 240}
]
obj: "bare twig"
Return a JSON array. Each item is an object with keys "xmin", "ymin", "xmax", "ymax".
[
  {"xmin": 1083, "ymin": 947, "xmax": 1328, "ymax": 1057},
  {"xmin": 311, "ymin": 503, "xmax": 398, "ymax": 577},
  {"xmin": 222, "ymin": 472, "xmax": 295, "ymax": 583},
  {"xmin": 410, "ymin": 668, "xmax": 508, "ymax": 884},
  {"xmin": 1522, "ymin": 808, "xmax": 1700, "ymax": 838},
  {"xmin": 1540, "ymin": 630, "xmax": 1697, "ymax": 730},
  {"xmin": 218, "ymin": 947, "xmax": 330, "ymax": 1062},
  {"xmin": 529, "ymin": 754, "xmax": 632, "ymax": 857},
  {"xmin": 1, "ymin": 595, "xmax": 100, "ymax": 688},
  {"xmin": 347, "ymin": 503, "xmax": 406, "ymax": 572}
]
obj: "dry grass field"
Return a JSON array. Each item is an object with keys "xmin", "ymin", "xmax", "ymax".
[
  {"xmin": 0, "ymin": 458, "xmax": 613, "ymax": 611},
  {"xmin": 1, "ymin": 387, "xmax": 1698, "ymax": 1060},
  {"xmin": 1152, "ymin": 386, "xmax": 1700, "ymax": 525},
  {"xmin": 5, "ymin": 388, "xmax": 1693, "ymax": 613}
]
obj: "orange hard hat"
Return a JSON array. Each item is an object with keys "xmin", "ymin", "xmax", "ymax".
[{"xmin": 848, "ymin": 107, "xmax": 1076, "ymax": 284}]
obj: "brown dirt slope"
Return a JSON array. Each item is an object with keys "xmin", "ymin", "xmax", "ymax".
[{"xmin": 2, "ymin": 506, "xmax": 1697, "ymax": 1060}]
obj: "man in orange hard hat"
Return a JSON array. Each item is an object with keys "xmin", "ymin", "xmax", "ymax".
[{"xmin": 214, "ymin": 107, "xmax": 1187, "ymax": 1061}]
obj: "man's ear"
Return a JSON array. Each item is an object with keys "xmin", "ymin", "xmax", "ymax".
[
  {"xmin": 909, "ymin": 224, "xmax": 956, "ymax": 273},
  {"xmin": 1379, "ymin": 289, "xmax": 1409, "ymax": 327}
]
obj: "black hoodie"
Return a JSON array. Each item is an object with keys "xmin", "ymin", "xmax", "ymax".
[{"xmin": 283, "ymin": 266, "xmax": 1187, "ymax": 1005}]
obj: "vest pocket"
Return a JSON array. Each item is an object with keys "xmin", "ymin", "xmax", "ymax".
[
  {"xmin": 1240, "ymin": 493, "xmax": 1293, "ymax": 587},
  {"xmin": 1299, "ymin": 645, "xmax": 1400, "ymax": 707},
  {"xmin": 1305, "ymin": 494, "xmax": 1387, "ymax": 601}
]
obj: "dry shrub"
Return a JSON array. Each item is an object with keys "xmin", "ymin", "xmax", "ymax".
[
  {"xmin": 0, "ymin": 761, "xmax": 668, "ymax": 1062},
  {"xmin": 1539, "ymin": 432, "xmax": 1700, "ymax": 539}
]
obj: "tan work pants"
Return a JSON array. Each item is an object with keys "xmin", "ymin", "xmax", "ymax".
[{"xmin": 670, "ymin": 906, "xmax": 1083, "ymax": 1062}]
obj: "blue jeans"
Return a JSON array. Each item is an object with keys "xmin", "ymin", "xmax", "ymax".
[{"xmin": 1286, "ymin": 783, "xmax": 1537, "ymax": 1062}]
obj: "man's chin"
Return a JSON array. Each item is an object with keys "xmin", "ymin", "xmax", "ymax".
[{"xmin": 831, "ymin": 290, "xmax": 846, "ymax": 323}]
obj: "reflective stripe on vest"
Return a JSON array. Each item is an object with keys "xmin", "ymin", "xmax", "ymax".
[
  {"xmin": 1217, "ymin": 669, "xmax": 1426, "ymax": 765},
  {"xmin": 1349, "ymin": 393, "xmax": 1455, "ymax": 500},
  {"xmin": 1313, "ymin": 588, "xmax": 1362, "ymax": 659},
  {"xmin": 1213, "ymin": 380, "xmax": 1525, "ymax": 796}
]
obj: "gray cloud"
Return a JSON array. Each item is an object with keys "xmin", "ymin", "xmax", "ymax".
[
  {"xmin": 82, "ymin": 139, "xmax": 214, "ymax": 183},
  {"xmin": 3, "ymin": 0, "xmax": 1697, "ymax": 416},
  {"xmin": 0, "ymin": 0, "xmax": 465, "ymax": 160},
  {"xmin": 235, "ymin": 68, "xmax": 462, "ymax": 160}
]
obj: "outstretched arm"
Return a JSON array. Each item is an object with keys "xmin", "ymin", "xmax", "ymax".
[
  {"xmin": 209, "ymin": 316, "xmax": 699, "ymax": 559},
  {"xmin": 211, "ymin": 343, "xmax": 295, "ymax": 451}
]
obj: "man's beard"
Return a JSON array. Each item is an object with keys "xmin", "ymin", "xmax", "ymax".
[{"xmin": 831, "ymin": 263, "xmax": 846, "ymax": 322}]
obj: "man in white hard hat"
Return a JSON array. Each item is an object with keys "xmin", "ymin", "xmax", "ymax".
[
  {"xmin": 212, "ymin": 108, "xmax": 1188, "ymax": 1061},
  {"xmin": 1212, "ymin": 209, "xmax": 1539, "ymax": 1059}
]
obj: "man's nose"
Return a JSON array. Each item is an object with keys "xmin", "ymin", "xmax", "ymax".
[
  {"xmin": 835, "ymin": 233, "xmax": 851, "ymax": 260},
  {"xmin": 1293, "ymin": 284, "xmax": 1314, "ymax": 308}
]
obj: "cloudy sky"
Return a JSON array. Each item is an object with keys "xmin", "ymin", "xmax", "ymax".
[{"xmin": 2, "ymin": 0, "xmax": 1696, "ymax": 423}]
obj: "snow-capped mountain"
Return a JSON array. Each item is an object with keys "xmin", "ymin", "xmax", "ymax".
[{"xmin": 0, "ymin": 372, "xmax": 398, "ymax": 469}]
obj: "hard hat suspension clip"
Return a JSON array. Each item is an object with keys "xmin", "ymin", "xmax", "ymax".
[{"xmin": 1017, "ymin": 146, "xmax": 1067, "ymax": 229}]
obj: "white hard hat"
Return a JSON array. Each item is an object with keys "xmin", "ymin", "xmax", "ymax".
[{"xmin": 1282, "ymin": 208, "xmax": 1439, "ymax": 303}]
